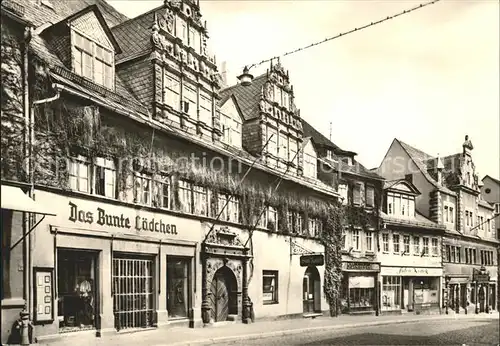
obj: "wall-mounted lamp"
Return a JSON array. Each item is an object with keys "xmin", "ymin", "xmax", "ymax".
[{"xmin": 237, "ymin": 66, "xmax": 254, "ymax": 87}]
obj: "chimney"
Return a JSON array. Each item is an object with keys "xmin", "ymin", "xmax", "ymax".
[
  {"xmin": 436, "ymin": 153, "xmax": 444, "ymax": 185},
  {"xmin": 220, "ymin": 61, "xmax": 228, "ymax": 87}
]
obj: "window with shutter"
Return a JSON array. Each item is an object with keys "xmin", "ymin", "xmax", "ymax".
[
  {"xmin": 366, "ymin": 186, "xmax": 374, "ymax": 207},
  {"xmin": 353, "ymin": 184, "xmax": 361, "ymax": 205}
]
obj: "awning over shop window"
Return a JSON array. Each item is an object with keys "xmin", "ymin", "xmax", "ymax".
[{"xmin": 1, "ymin": 184, "xmax": 56, "ymax": 216}]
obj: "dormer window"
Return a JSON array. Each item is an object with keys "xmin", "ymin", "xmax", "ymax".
[
  {"xmin": 220, "ymin": 108, "xmax": 242, "ymax": 148},
  {"xmin": 326, "ymin": 150, "xmax": 335, "ymax": 160},
  {"xmin": 342, "ymin": 157, "xmax": 352, "ymax": 166},
  {"xmin": 304, "ymin": 151, "xmax": 317, "ymax": 179},
  {"xmin": 72, "ymin": 30, "xmax": 114, "ymax": 89},
  {"xmin": 387, "ymin": 192, "xmax": 415, "ymax": 218}
]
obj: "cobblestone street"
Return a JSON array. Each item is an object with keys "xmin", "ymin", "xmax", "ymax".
[{"xmin": 34, "ymin": 312, "xmax": 499, "ymax": 346}]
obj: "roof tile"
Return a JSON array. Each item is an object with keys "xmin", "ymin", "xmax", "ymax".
[
  {"xmin": 112, "ymin": 10, "xmax": 155, "ymax": 62},
  {"xmin": 397, "ymin": 139, "xmax": 455, "ymax": 195},
  {"xmin": 4, "ymin": 0, "xmax": 128, "ymax": 28},
  {"xmin": 219, "ymin": 73, "xmax": 268, "ymax": 121}
]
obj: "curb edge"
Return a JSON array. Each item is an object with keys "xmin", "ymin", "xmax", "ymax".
[{"xmin": 165, "ymin": 315, "xmax": 498, "ymax": 346}]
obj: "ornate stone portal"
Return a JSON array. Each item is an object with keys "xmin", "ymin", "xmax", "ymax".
[{"xmin": 201, "ymin": 227, "xmax": 251, "ymax": 325}]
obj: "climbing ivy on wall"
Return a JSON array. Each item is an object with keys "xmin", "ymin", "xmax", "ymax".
[
  {"xmin": 1, "ymin": 42, "xmax": 378, "ymax": 317},
  {"xmin": 321, "ymin": 204, "xmax": 345, "ymax": 317}
]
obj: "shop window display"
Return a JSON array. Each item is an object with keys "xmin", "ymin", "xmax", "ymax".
[
  {"xmin": 382, "ymin": 276, "xmax": 401, "ymax": 310},
  {"xmin": 57, "ymin": 250, "xmax": 97, "ymax": 333}
]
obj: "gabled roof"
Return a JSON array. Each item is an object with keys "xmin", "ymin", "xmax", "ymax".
[
  {"xmin": 1, "ymin": 0, "xmax": 128, "ymax": 28},
  {"xmin": 483, "ymin": 175, "xmax": 500, "ymax": 186},
  {"xmin": 301, "ymin": 119, "xmax": 382, "ymax": 181},
  {"xmin": 384, "ymin": 179, "xmax": 421, "ymax": 195},
  {"xmin": 396, "ymin": 139, "xmax": 455, "ymax": 195},
  {"xmin": 301, "ymin": 119, "xmax": 355, "ymax": 156},
  {"xmin": 111, "ymin": 9, "xmax": 157, "ymax": 62},
  {"xmin": 218, "ymin": 94, "xmax": 245, "ymax": 122},
  {"xmin": 29, "ymin": 33, "xmax": 136, "ymax": 104},
  {"xmin": 301, "ymin": 136, "xmax": 317, "ymax": 153},
  {"xmin": 219, "ymin": 74, "xmax": 268, "ymax": 121},
  {"xmin": 46, "ymin": 4, "xmax": 122, "ymax": 53},
  {"xmin": 319, "ymin": 157, "xmax": 385, "ymax": 181}
]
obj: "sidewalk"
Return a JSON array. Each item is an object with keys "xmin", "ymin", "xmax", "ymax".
[{"xmin": 37, "ymin": 311, "xmax": 499, "ymax": 346}]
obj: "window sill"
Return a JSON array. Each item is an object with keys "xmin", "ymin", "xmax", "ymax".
[
  {"xmin": 1, "ymin": 298, "xmax": 26, "ymax": 308},
  {"xmin": 263, "ymin": 301, "xmax": 279, "ymax": 305}
]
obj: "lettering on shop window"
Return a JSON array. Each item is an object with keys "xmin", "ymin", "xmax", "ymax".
[
  {"xmin": 68, "ymin": 202, "xmax": 178, "ymax": 235},
  {"xmin": 398, "ymin": 267, "xmax": 429, "ymax": 275}
]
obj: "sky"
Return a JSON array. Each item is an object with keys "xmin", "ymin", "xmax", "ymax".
[{"xmin": 108, "ymin": 0, "xmax": 500, "ymax": 180}]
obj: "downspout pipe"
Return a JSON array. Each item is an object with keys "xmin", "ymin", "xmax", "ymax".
[
  {"xmin": 27, "ymin": 72, "xmax": 61, "ymax": 326},
  {"xmin": 22, "ymin": 25, "xmax": 32, "ymax": 320}
]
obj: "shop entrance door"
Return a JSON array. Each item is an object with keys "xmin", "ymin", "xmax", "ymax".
[
  {"xmin": 209, "ymin": 267, "xmax": 236, "ymax": 322},
  {"xmin": 303, "ymin": 266, "xmax": 321, "ymax": 314},
  {"xmin": 112, "ymin": 256, "xmax": 154, "ymax": 330}
]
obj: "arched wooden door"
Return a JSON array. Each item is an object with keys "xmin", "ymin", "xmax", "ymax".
[{"xmin": 209, "ymin": 267, "xmax": 235, "ymax": 322}]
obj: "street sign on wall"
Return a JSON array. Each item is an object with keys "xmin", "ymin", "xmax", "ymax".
[
  {"xmin": 473, "ymin": 273, "xmax": 490, "ymax": 283},
  {"xmin": 300, "ymin": 254, "xmax": 324, "ymax": 267}
]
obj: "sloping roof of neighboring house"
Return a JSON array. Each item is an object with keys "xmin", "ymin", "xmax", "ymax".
[
  {"xmin": 396, "ymin": 139, "xmax": 455, "ymax": 195},
  {"xmin": 381, "ymin": 210, "xmax": 446, "ymax": 231},
  {"xmin": 318, "ymin": 157, "xmax": 385, "ymax": 181},
  {"xmin": 479, "ymin": 199, "xmax": 494, "ymax": 210},
  {"xmin": 1, "ymin": 0, "xmax": 128, "ymax": 28},
  {"xmin": 301, "ymin": 119, "xmax": 355, "ymax": 156},
  {"xmin": 483, "ymin": 175, "xmax": 500, "ymax": 186},
  {"xmin": 219, "ymin": 74, "xmax": 268, "ymax": 121},
  {"xmin": 300, "ymin": 119, "xmax": 383, "ymax": 181},
  {"xmin": 111, "ymin": 9, "xmax": 157, "ymax": 62}
]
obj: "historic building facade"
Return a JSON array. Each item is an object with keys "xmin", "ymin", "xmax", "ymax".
[
  {"xmin": 302, "ymin": 121, "xmax": 385, "ymax": 315},
  {"xmin": 1, "ymin": 0, "xmax": 339, "ymax": 344},
  {"xmin": 377, "ymin": 136, "xmax": 499, "ymax": 315},
  {"xmin": 378, "ymin": 179, "xmax": 445, "ymax": 315}
]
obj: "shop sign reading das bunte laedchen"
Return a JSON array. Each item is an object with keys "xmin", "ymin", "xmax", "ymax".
[{"xmin": 68, "ymin": 201, "xmax": 178, "ymax": 235}]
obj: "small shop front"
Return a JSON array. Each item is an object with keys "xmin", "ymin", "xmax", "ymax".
[
  {"xmin": 380, "ymin": 266, "xmax": 442, "ymax": 314},
  {"xmin": 30, "ymin": 189, "xmax": 202, "ymax": 342},
  {"xmin": 444, "ymin": 264, "xmax": 498, "ymax": 314},
  {"xmin": 340, "ymin": 261, "xmax": 380, "ymax": 315}
]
